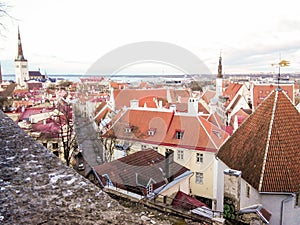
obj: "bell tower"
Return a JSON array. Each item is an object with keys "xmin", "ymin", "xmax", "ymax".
[
  {"xmin": 15, "ymin": 27, "xmax": 29, "ymax": 87},
  {"xmin": 216, "ymin": 51, "xmax": 223, "ymax": 97}
]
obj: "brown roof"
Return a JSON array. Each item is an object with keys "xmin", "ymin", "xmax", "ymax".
[
  {"xmin": 94, "ymin": 149, "xmax": 190, "ymax": 189},
  {"xmin": 217, "ymin": 89, "xmax": 300, "ymax": 193}
]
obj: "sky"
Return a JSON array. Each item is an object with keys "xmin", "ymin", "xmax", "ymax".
[{"xmin": 1, "ymin": 0, "xmax": 300, "ymax": 75}]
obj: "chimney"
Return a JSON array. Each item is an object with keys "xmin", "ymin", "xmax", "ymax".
[
  {"xmin": 165, "ymin": 149, "xmax": 174, "ymax": 182},
  {"xmin": 159, "ymin": 100, "xmax": 162, "ymax": 108},
  {"xmin": 188, "ymin": 97, "xmax": 199, "ymax": 115},
  {"xmin": 170, "ymin": 104, "xmax": 176, "ymax": 112},
  {"xmin": 43, "ymin": 119, "xmax": 46, "ymax": 125},
  {"xmin": 223, "ymin": 169, "xmax": 242, "ymax": 219},
  {"xmin": 130, "ymin": 99, "xmax": 139, "ymax": 108}
]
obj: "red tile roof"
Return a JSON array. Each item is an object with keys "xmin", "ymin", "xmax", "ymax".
[
  {"xmin": 31, "ymin": 119, "xmax": 60, "ymax": 138},
  {"xmin": 217, "ymin": 89, "xmax": 300, "ymax": 193},
  {"xmin": 113, "ymin": 89, "xmax": 168, "ymax": 110},
  {"xmin": 94, "ymin": 149, "xmax": 189, "ymax": 190},
  {"xmin": 113, "ymin": 89, "xmax": 190, "ymax": 110},
  {"xmin": 19, "ymin": 107, "xmax": 53, "ymax": 121},
  {"xmin": 223, "ymin": 83, "xmax": 243, "ymax": 107},
  {"xmin": 110, "ymin": 81, "xmax": 129, "ymax": 89},
  {"xmin": 229, "ymin": 108, "xmax": 252, "ymax": 126},
  {"xmin": 94, "ymin": 102, "xmax": 112, "ymax": 125},
  {"xmin": 252, "ymin": 84, "xmax": 294, "ymax": 110},
  {"xmin": 207, "ymin": 112, "xmax": 224, "ymax": 129},
  {"xmin": 201, "ymin": 90, "xmax": 215, "ymax": 104},
  {"xmin": 107, "ymin": 109, "xmax": 229, "ymax": 151}
]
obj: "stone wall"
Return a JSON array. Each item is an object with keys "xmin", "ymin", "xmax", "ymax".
[{"xmin": 0, "ymin": 111, "xmax": 171, "ymax": 224}]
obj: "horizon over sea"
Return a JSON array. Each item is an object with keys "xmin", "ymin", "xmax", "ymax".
[{"xmin": 1, "ymin": 74, "xmax": 211, "ymax": 83}]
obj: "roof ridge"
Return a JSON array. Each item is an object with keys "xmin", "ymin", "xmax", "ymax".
[
  {"xmin": 197, "ymin": 116, "xmax": 218, "ymax": 150},
  {"xmin": 259, "ymin": 90, "xmax": 278, "ymax": 192}
]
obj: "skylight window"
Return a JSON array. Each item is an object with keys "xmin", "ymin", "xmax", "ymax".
[{"xmin": 212, "ymin": 130, "xmax": 222, "ymax": 139}]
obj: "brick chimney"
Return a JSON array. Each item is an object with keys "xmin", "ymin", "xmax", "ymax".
[{"xmin": 165, "ymin": 149, "xmax": 174, "ymax": 182}]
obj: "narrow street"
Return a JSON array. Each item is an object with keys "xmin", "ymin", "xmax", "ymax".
[{"xmin": 74, "ymin": 114, "xmax": 104, "ymax": 169}]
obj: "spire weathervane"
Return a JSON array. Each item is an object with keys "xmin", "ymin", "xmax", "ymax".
[{"xmin": 271, "ymin": 58, "xmax": 290, "ymax": 90}]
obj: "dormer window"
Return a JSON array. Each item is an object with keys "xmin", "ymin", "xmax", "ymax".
[
  {"xmin": 175, "ymin": 130, "xmax": 184, "ymax": 139},
  {"xmin": 124, "ymin": 126, "xmax": 132, "ymax": 133},
  {"xmin": 148, "ymin": 128, "xmax": 156, "ymax": 136},
  {"xmin": 212, "ymin": 130, "xmax": 222, "ymax": 139}
]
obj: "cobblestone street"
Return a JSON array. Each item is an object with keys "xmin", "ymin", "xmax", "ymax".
[{"xmin": 75, "ymin": 114, "xmax": 104, "ymax": 169}]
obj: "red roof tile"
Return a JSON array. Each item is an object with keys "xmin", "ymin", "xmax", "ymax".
[
  {"xmin": 217, "ymin": 89, "xmax": 300, "ymax": 193},
  {"xmin": 19, "ymin": 107, "xmax": 53, "ymax": 121},
  {"xmin": 113, "ymin": 89, "xmax": 168, "ymax": 110},
  {"xmin": 252, "ymin": 84, "xmax": 294, "ymax": 110},
  {"xmin": 223, "ymin": 83, "xmax": 243, "ymax": 107},
  {"xmin": 201, "ymin": 90, "xmax": 215, "ymax": 104},
  {"xmin": 107, "ymin": 109, "xmax": 229, "ymax": 151}
]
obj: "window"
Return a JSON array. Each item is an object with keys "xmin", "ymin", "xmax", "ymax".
[
  {"xmin": 141, "ymin": 145, "xmax": 147, "ymax": 150},
  {"xmin": 196, "ymin": 153, "xmax": 203, "ymax": 163},
  {"xmin": 22, "ymin": 65, "xmax": 27, "ymax": 68},
  {"xmin": 147, "ymin": 184, "xmax": 153, "ymax": 195},
  {"xmin": 177, "ymin": 149, "xmax": 184, "ymax": 160},
  {"xmin": 152, "ymin": 146, "xmax": 158, "ymax": 150},
  {"xmin": 52, "ymin": 143, "xmax": 58, "ymax": 149},
  {"xmin": 43, "ymin": 143, "xmax": 47, "ymax": 148},
  {"xmin": 195, "ymin": 172, "xmax": 203, "ymax": 184},
  {"xmin": 124, "ymin": 126, "xmax": 132, "ymax": 133},
  {"xmin": 148, "ymin": 128, "xmax": 156, "ymax": 136},
  {"xmin": 175, "ymin": 130, "xmax": 184, "ymax": 139},
  {"xmin": 246, "ymin": 185, "xmax": 250, "ymax": 198}
]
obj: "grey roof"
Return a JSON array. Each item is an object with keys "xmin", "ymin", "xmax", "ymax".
[{"xmin": 0, "ymin": 111, "xmax": 169, "ymax": 224}]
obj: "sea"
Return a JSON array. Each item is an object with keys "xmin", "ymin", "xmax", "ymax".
[{"xmin": 2, "ymin": 74, "xmax": 199, "ymax": 83}]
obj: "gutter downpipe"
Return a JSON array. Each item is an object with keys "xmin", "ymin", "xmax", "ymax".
[{"xmin": 280, "ymin": 194, "xmax": 295, "ymax": 225}]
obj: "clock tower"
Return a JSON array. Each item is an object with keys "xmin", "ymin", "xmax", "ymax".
[{"xmin": 15, "ymin": 27, "xmax": 29, "ymax": 87}]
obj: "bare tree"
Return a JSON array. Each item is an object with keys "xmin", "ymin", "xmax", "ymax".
[
  {"xmin": 99, "ymin": 125, "xmax": 145, "ymax": 162},
  {"xmin": 55, "ymin": 98, "xmax": 78, "ymax": 166},
  {"xmin": 98, "ymin": 128, "xmax": 117, "ymax": 162},
  {"xmin": 0, "ymin": 2, "xmax": 12, "ymax": 36}
]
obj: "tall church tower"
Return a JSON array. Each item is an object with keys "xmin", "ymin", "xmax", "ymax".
[
  {"xmin": 15, "ymin": 27, "xmax": 29, "ymax": 87},
  {"xmin": 216, "ymin": 52, "xmax": 223, "ymax": 98}
]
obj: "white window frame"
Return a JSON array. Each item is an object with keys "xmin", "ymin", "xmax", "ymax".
[
  {"xmin": 177, "ymin": 149, "xmax": 184, "ymax": 160},
  {"xmin": 195, "ymin": 172, "xmax": 203, "ymax": 184}
]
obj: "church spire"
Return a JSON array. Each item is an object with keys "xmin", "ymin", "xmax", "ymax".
[
  {"xmin": 15, "ymin": 26, "xmax": 27, "ymax": 62},
  {"xmin": 217, "ymin": 50, "xmax": 222, "ymax": 78}
]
